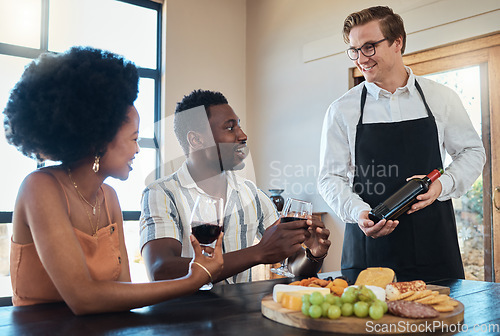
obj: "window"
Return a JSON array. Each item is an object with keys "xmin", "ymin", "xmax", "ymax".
[
  {"xmin": 424, "ymin": 66, "xmax": 484, "ymax": 280},
  {"xmin": 0, "ymin": 0, "xmax": 162, "ymax": 296}
]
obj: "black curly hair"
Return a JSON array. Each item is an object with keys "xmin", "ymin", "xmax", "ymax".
[
  {"xmin": 3, "ymin": 46, "xmax": 139, "ymax": 164},
  {"xmin": 174, "ymin": 89, "xmax": 228, "ymax": 156}
]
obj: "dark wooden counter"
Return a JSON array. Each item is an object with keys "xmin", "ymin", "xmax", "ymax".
[{"xmin": 0, "ymin": 278, "xmax": 499, "ymax": 335}]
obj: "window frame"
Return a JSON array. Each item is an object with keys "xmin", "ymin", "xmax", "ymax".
[{"xmin": 0, "ymin": 0, "xmax": 162, "ymax": 222}]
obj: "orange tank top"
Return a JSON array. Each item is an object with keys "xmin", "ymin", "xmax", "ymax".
[{"xmin": 10, "ymin": 174, "xmax": 122, "ymax": 306}]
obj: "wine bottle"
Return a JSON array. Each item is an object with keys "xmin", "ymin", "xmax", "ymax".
[{"xmin": 368, "ymin": 168, "xmax": 444, "ymax": 222}]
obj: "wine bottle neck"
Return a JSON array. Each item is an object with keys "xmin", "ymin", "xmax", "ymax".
[
  {"xmin": 426, "ymin": 169, "xmax": 442, "ymax": 183},
  {"xmin": 422, "ymin": 176, "xmax": 432, "ymax": 185}
]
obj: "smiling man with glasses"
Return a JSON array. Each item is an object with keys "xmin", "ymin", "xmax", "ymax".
[{"xmin": 318, "ymin": 6, "xmax": 485, "ymax": 283}]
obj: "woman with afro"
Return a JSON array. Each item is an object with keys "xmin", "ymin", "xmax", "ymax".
[{"xmin": 3, "ymin": 46, "xmax": 223, "ymax": 315}]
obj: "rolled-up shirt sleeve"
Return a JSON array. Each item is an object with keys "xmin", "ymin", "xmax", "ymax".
[
  {"xmin": 435, "ymin": 84, "xmax": 486, "ymax": 201},
  {"xmin": 139, "ymin": 185, "xmax": 182, "ymax": 251}
]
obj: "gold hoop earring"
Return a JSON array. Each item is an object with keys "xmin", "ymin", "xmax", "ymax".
[{"xmin": 92, "ymin": 155, "xmax": 100, "ymax": 173}]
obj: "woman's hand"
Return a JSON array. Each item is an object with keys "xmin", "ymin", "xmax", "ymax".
[{"xmin": 189, "ymin": 233, "xmax": 224, "ymax": 284}]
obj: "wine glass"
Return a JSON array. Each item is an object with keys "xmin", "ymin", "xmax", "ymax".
[
  {"xmin": 190, "ymin": 195, "xmax": 224, "ymax": 290},
  {"xmin": 271, "ymin": 198, "xmax": 313, "ymax": 278}
]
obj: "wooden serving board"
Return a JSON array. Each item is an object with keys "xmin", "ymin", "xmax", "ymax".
[
  {"xmin": 427, "ymin": 284, "xmax": 450, "ymax": 295},
  {"xmin": 261, "ymin": 290, "xmax": 463, "ymax": 334}
]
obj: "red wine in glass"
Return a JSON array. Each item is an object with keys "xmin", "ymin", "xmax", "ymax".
[
  {"xmin": 280, "ymin": 216, "xmax": 306, "ymax": 223},
  {"xmin": 189, "ymin": 195, "xmax": 224, "ymax": 291},
  {"xmin": 191, "ymin": 222, "xmax": 222, "ymax": 245},
  {"xmin": 271, "ymin": 198, "xmax": 312, "ymax": 277}
]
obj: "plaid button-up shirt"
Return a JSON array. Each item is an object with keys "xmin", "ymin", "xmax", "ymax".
[{"xmin": 140, "ymin": 161, "xmax": 279, "ymax": 283}]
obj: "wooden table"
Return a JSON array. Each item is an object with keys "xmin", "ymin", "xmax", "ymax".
[{"xmin": 0, "ymin": 278, "xmax": 499, "ymax": 335}]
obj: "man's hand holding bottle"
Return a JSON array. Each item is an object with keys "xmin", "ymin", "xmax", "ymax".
[{"xmin": 357, "ymin": 211, "xmax": 399, "ymax": 239}]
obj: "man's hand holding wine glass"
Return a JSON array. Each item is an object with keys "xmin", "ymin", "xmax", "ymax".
[
  {"xmin": 303, "ymin": 215, "xmax": 331, "ymax": 259},
  {"xmin": 265, "ymin": 199, "xmax": 330, "ymax": 277},
  {"xmin": 257, "ymin": 217, "xmax": 309, "ymax": 265}
]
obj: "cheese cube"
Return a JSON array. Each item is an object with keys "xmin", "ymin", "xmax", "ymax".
[
  {"xmin": 281, "ymin": 292, "xmax": 306, "ymax": 311},
  {"xmin": 273, "ymin": 284, "xmax": 330, "ymax": 303}
]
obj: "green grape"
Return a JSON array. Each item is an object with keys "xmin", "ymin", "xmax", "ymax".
[
  {"xmin": 331, "ymin": 296, "xmax": 343, "ymax": 307},
  {"xmin": 344, "ymin": 286, "xmax": 356, "ymax": 295},
  {"xmin": 302, "ymin": 294, "xmax": 311, "ymax": 303},
  {"xmin": 357, "ymin": 286, "xmax": 374, "ymax": 302},
  {"xmin": 309, "ymin": 304, "xmax": 322, "ymax": 319},
  {"xmin": 327, "ymin": 305, "xmax": 342, "ymax": 319},
  {"xmin": 341, "ymin": 302, "xmax": 354, "ymax": 317},
  {"xmin": 353, "ymin": 301, "xmax": 369, "ymax": 318},
  {"xmin": 321, "ymin": 302, "xmax": 331, "ymax": 317},
  {"xmin": 324, "ymin": 293, "xmax": 336, "ymax": 305},
  {"xmin": 373, "ymin": 299, "xmax": 388, "ymax": 314},
  {"xmin": 341, "ymin": 291, "xmax": 356, "ymax": 304},
  {"xmin": 369, "ymin": 303, "xmax": 384, "ymax": 320},
  {"xmin": 309, "ymin": 292, "xmax": 324, "ymax": 306},
  {"xmin": 301, "ymin": 302, "xmax": 311, "ymax": 316}
]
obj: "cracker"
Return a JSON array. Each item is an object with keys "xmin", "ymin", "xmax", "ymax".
[
  {"xmin": 448, "ymin": 299, "xmax": 459, "ymax": 307},
  {"xmin": 420, "ymin": 294, "xmax": 449, "ymax": 305},
  {"xmin": 395, "ymin": 290, "xmax": 415, "ymax": 300},
  {"xmin": 433, "ymin": 304, "xmax": 454, "ymax": 312},
  {"xmin": 420, "ymin": 289, "xmax": 433, "ymax": 297},
  {"xmin": 415, "ymin": 293, "xmax": 438, "ymax": 304},
  {"xmin": 403, "ymin": 292, "xmax": 420, "ymax": 301},
  {"xmin": 405, "ymin": 290, "xmax": 432, "ymax": 301}
]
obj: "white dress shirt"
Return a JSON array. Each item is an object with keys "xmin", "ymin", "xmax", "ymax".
[
  {"xmin": 140, "ymin": 161, "xmax": 279, "ymax": 283},
  {"xmin": 318, "ymin": 67, "xmax": 485, "ymax": 223}
]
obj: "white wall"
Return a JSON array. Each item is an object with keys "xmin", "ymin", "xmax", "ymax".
[
  {"xmin": 245, "ymin": 0, "xmax": 500, "ymax": 272},
  {"xmin": 162, "ymin": 0, "xmax": 247, "ymax": 175}
]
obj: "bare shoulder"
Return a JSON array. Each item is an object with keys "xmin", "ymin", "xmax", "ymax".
[
  {"xmin": 101, "ymin": 183, "xmax": 122, "ymax": 224},
  {"xmin": 19, "ymin": 169, "xmax": 64, "ymax": 198},
  {"xmin": 13, "ymin": 168, "xmax": 68, "ymax": 243},
  {"xmin": 101, "ymin": 183, "xmax": 119, "ymax": 202}
]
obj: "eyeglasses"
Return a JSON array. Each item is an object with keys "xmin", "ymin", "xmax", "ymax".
[{"xmin": 346, "ymin": 38, "xmax": 387, "ymax": 60}]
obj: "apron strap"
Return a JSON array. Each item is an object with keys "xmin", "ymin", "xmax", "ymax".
[
  {"xmin": 414, "ymin": 80, "xmax": 434, "ymax": 118},
  {"xmin": 358, "ymin": 85, "xmax": 368, "ymax": 125},
  {"xmin": 358, "ymin": 80, "xmax": 434, "ymax": 125}
]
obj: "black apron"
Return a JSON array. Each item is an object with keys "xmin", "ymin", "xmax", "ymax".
[{"xmin": 341, "ymin": 81, "xmax": 465, "ymax": 283}]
